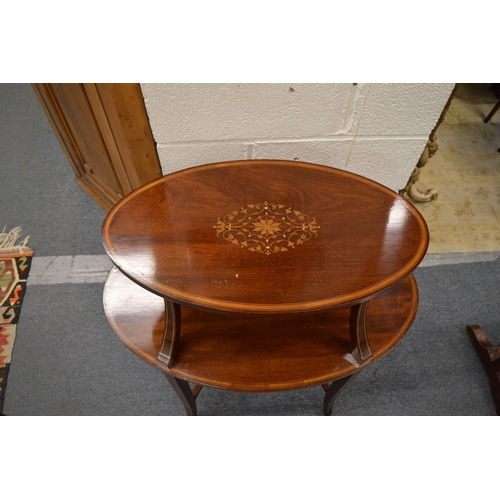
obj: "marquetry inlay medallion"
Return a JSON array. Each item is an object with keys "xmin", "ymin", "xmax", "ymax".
[{"xmin": 214, "ymin": 201, "xmax": 320, "ymax": 255}]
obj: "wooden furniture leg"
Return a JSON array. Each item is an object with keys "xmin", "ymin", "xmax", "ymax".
[
  {"xmin": 484, "ymin": 100, "xmax": 500, "ymax": 123},
  {"xmin": 158, "ymin": 300, "xmax": 181, "ymax": 367},
  {"xmin": 163, "ymin": 372, "xmax": 202, "ymax": 416},
  {"xmin": 323, "ymin": 373, "xmax": 359, "ymax": 416},
  {"xmin": 350, "ymin": 302, "xmax": 373, "ymax": 364},
  {"xmin": 466, "ymin": 325, "xmax": 500, "ymax": 416}
]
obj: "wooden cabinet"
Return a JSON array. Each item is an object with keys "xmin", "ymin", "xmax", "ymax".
[{"xmin": 32, "ymin": 84, "xmax": 162, "ymax": 211}]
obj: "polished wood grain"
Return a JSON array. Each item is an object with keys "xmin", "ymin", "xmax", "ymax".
[
  {"xmin": 104, "ymin": 267, "xmax": 419, "ymax": 394},
  {"xmin": 157, "ymin": 300, "xmax": 181, "ymax": 367},
  {"xmin": 349, "ymin": 301, "xmax": 371, "ymax": 364},
  {"xmin": 103, "ymin": 160, "xmax": 429, "ymax": 314}
]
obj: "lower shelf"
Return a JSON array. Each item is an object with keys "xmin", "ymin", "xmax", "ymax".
[{"xmin": 103, "ymin": 267, "xmax": 419, "ymax": 392}]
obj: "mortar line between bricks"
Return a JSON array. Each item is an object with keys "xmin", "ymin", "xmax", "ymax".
[{"xmin": 156, "ymin": 134, "xmax": 430, "ymax": 147}]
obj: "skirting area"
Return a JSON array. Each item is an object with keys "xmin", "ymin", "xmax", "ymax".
[{"xmin": 25, "ymin": 250, "xmax": 499, "ymax": 286}]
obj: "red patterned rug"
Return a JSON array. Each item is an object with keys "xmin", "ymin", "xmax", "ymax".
[{"xmin": 0, "ymin": 227, "xmax": 33, "ymax": 416}]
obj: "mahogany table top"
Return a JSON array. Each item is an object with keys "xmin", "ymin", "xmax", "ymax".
[{"xmin": 102, "ymin": 160, "xmax": 429, "ymax": 314}]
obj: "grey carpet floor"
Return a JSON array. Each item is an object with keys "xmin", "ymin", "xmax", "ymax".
[
  {"xmin": 0, "ymin": 83, "xmax": 106, "ymax": 256},
  {"xmin": 3, "ymin": 260, "xmax": 499, "ymax": 416}
]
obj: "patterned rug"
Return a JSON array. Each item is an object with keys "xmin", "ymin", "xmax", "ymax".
[
  {"xmin": 0, "ymin": 227, "xmax": 33, "ymax": 415},
  {"xmin": 411, "ymin": 83, "xmax": 500, "ymax": 254}
]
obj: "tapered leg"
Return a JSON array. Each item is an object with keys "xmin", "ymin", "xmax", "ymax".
[
  {"xmin": 323, "ymin": 372, "xmax": 359, "ymax": 416},
  {"xmin": 466, "ymin": 325, "xmax": 500, "ymax": 416},
  {"xmin": 163, "ymin": 372, "xmax": 198, "ymax": 416}
]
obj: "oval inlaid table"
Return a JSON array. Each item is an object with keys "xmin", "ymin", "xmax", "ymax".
[{"xmin": 102, "ymin": 160, "xmax": 429, "ymax": 415}]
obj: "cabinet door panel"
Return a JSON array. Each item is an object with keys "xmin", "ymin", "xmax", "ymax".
[{"xmin": 33, "ymin": 83, "xmax": 161, "ymax": 211}]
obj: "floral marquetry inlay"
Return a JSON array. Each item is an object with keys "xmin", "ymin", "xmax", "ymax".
[{"xmin": 214, "ymin": 202, "xmax": 320, "ymax": 255}]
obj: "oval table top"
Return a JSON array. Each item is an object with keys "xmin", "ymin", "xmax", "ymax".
[{"xmin": 102, "ymin": 160, "xmax": 429, "ymax": 314}]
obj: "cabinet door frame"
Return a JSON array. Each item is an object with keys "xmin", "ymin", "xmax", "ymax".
[{"xmin": 32, "ymin": 83, "xmax": 162, "ymax": 211}]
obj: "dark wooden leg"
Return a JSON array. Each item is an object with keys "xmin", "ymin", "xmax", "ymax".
[
  {"xmin": 163, "ymin": 372, "xmax": 201, "ymax": 416},
  {"xmin": 350, "ymin": 302, "xmax": 372, "ymax": 365},
  {"xmin": 323, "ymin": 372, "xmax": 359, "ymax": 416},
  {"xmin": 158, "ymin": 300, "xmax": 181, "ymax": 367},
  {"xmin": 466, "ymin": 325, "xmax": 500, "ymax": 416},
  {"xmin": 484, "ymin": 99, "xmax": 500, "ymax": 123}
]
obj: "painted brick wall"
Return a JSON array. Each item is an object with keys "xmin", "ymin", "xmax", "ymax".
[{"xmin": 140, "ymin": 83, "xmax": 454, "ymax": 191}]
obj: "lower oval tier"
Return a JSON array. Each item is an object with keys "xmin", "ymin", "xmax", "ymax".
[{"xmin": 104, "ymin": 267, "xmax": 418, "ymax": 392}]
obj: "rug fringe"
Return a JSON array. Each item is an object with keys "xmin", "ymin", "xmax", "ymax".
[{"xmin": 0, "ymin": 226, "xmax": 31, "ymax": 252}]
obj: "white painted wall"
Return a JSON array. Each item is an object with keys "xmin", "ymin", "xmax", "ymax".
[{"xmin": 140, "ymin": 83, "xmax": 454, "ymax": 191}]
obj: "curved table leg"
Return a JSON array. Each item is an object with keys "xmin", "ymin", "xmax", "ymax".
[
  {"xmin": 323, "ymin": 372, "xmax": 359, "ymax": 416},
  {"xmin": 163, "ymin": 372, "xmax": 199, "ymax": 416},
  {"xmin": 350, "ymin": 302, "xmax": 372, "ymax": 364},
  {"xmin": 158, "ymin": 300, "xmax": 181, "ymax": 367},
  {"xmin": 466, "ymin": 325, "xmax": 500, "ymax": 416}
]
